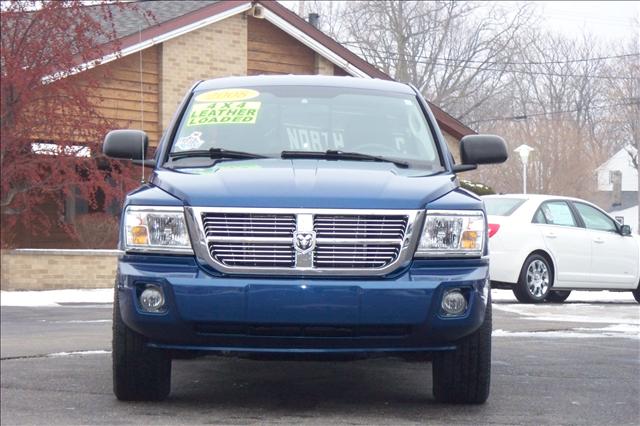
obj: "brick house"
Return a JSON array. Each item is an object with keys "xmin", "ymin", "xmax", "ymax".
[{"xmin": 10, "ymin": 0, "xmax": 475, "ymax": 249}]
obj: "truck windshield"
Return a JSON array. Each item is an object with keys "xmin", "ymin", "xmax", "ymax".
[{"xmin": 169, "ymin": 85, "xmax": 442, "ymax": 169}]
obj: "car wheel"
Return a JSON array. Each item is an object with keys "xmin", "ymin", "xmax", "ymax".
[
  {"xmin": 513, "ymin": 254, "xmax": 552, "ymax": 303},
  {"xmin": 113, "ymin": 287, "xmax": 172, "ymax": 401},
  {"xmin": 545, "ymin": 290, "xmax": 571, "ymax": 303},
  {"xmin": 432, "ymin": 296, "xmax": 491, "ymax": 404},
  {"xmin": 633, "ymin": 285, "xmax": 640, "ymax": 304}
]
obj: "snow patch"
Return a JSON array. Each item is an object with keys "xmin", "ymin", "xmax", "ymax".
[
  {"xmin": 47, "ymin": 350, "xmax": 111, "ymax": 357},
  {"xmin": 493, "ymin": 303, "xmax": 640, "ymax": 325},
  {"xmin": 493, "ymin": 328, "xmax": 639, "ymax": 340},
  {"xmin": 1, "ymin": 289, "xmax": 113, "ymax": 307},
  {"xmin": 492, "ymin": 288, "xmax": 636, "ymax": 303},
  {"xmin": 574, "ymin": 324, "xmax": 640, "ymax": 334}
]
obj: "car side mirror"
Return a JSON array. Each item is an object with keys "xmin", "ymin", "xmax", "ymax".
[
  {"xmin": 621, "ymin": 224, "xmax": 632, "ymax": 236},
  {"xmin": 103, "ymin": 129, "xmax": 148, "ymax": 160},
  {"xmin": 453, "ymin": 135, "xmax": 508, "ymax": 173}
]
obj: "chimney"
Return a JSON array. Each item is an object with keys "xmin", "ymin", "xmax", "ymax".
[{"xmin": 307, "ymin": 13, "xmax": 319, "ymax": 28}]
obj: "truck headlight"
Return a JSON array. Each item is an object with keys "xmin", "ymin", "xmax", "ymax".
[
  {"xmin": 415, "ymin": 210, "xmax": 485, "ymax": 257},
  {"xmin": 124, "ymin": 206, "xmax": 193, "ymax": 254}
]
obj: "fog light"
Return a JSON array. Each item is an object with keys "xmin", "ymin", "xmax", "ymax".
[
  {"xmin": 139, "ymin": 285, "xmax": 165, "ymax": 312},
  {"xmin": 441, "ymin": 289, "xmax": 467, "ymax": 316}
]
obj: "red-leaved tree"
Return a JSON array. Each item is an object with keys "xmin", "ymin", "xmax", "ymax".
[{"xmin": 1, "ymin": 1, "xmax": 144, "ymax": 248}]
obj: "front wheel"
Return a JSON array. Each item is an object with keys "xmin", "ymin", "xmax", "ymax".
[
  {"xmin": 113, "ymin": 288, "xmax": 172, "ymax": 401},
  {"xmin": 545, "ymin": 290, "xmax": 571, "ymax": 303},
  {"xmin": 432, "ymin": 298, "xmax": 491, "ymax": 404},
  {"xmin": 632, "ymin": 286, "xmax": 640, "ymax": 304},
  {"xmin": 513, "ymin": 254, "xmax": 552, "ymax": 303}
]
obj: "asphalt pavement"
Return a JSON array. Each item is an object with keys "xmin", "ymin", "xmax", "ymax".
[{"xmin": 1, "ymin": 292, "xmax": 639, "ymax": 425}]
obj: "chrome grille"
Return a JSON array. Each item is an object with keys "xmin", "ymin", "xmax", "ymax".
[
  {"xmin": 313, "ymin": 215, "xmax": 407, "ymax": 269},
  {"xmin": 188, "ymin": 208, "xmax": 422, "ymax": 276},
  {"xmin": 209, "ymin": 242, "xmax": 295, "ymax": 267},
  {"xmin": 314, "ymin": 215, "xmax": 408, "ymax": 239},
  {"xmin": 202, "ymin": 213, "xmax": 295, "ymax": 238},
  {"xmin": 202, "ymin": 212, "xmax": 296, "ymax": 267},
  {"xmin": 314, "ymin": 244, "xmax": 401, "ymax": 268}
]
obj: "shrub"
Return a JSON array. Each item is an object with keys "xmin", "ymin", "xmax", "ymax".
[
  {"xmin": 459, "ymin": 179, "xmax": 495, "ymax": 196},
  {"xmin": 72, "ymin": 213, "xmax": 119, "ymax": 249}
]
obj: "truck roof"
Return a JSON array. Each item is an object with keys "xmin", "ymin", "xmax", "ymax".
[{"xmin": 195, "ymin": 75, "xmax": 415, "ymax": 94}]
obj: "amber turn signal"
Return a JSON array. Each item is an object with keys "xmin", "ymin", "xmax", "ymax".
[{"xmin": 131, "ymin": 225, "xmax": 149, "ymax": 245}]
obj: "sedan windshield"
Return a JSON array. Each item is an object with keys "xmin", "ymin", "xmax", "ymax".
[
  {"xmin": 169, "ymin": 85, "xmax": 442, "ymax": 169},
  {"xmin": 484, "ymin": 198, "xmax": 526, "ymax": 216}
]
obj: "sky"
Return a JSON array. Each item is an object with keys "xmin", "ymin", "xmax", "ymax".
[{"xmin": 531, "ymin": 1, "xmax": 639, "ymax": 41}]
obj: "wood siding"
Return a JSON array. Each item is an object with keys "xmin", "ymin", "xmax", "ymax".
[
  {"xmin": 334, "ymin": 65, "xmax": 349, "ymax": 76},
  {"xmin": 83, "ymin": 46, "xmax": 161, "ymax": 145},
  {"xmin": 247, "ymin": 17, "xmax": 315, "ymax": 75},
  {"xmin": 9, "ymin": 48, "xmax": 161, "ymax": 249},
  {"xmin": 11, "ymin": 17, "xmax": 370, "ymax": 249}
]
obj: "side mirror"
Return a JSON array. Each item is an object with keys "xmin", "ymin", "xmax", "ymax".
[
  {"xmin": 621, "ymin": 224, "xmax": 632, "ymax": 236},
  {"xmin": 103, "ymin": 129, "xmax": 148, "ymax": 160},
  {"xmin": 453, "ymin": 135, "xmax": 508, "ymax": 172}
]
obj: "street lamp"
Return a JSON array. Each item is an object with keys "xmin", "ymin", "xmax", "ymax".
[{"xmin": 514, "ymin": 144, "xmax": 534, "ymax": 194}]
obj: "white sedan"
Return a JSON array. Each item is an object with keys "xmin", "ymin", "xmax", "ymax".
[{"xmin": 482, "ymin": 194, "xmax": 640, "ymax": 303}]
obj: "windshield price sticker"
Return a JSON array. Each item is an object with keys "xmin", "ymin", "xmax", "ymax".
[
  {"xmin": 195, "ymin": 88, "xmax": 260, "ymax": 102},
  {"xmin": 187, "ymin": 101, "xmax": 261, "ymax": 126},
  {"xmin": 175, "ymin": 131, "xmax": 205, "ymax": 150}
]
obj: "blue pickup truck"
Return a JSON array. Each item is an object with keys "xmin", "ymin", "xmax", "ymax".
[{"xmin": 104, "ymin": 75, "xmax": 507, "ymax": 404}]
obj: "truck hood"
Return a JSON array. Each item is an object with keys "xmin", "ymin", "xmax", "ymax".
[{"xmin": 151, "ymin": 159, "xmax": 456, "ymax": 209}]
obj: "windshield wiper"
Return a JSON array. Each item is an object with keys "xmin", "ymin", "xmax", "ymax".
[
  {"xmin": 168, "ymin": 148, "xmax": 267, "ymax": 161},
  {"xmin": 281, "ymin": 149, "xmax": 409, "ymax": 168}
]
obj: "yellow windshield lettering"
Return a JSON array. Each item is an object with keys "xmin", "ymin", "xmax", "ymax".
[{"xmin": 187, "ymin": 101, "xmax": 261, "ymax": 126}]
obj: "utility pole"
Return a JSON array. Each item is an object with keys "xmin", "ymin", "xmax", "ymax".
[
  {"xmin": 635, "ymin": 125, "xmax": 639, "ymax": 234},
  {"xmin": 633, "ymin": 73, "xmax": 640, "ymax": 234}
]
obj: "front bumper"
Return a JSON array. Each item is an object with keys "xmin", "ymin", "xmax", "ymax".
[{"xmin": 116, "ymin": 255, "xmax": 490, "ymax": 355}]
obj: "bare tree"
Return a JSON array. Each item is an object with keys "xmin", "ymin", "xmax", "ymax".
[
  {"xmin": 469, "ymin": 27, "xmax": 640, "ymax": 203},
  {"xmin": 607, "ymin": 35, "xmax": 640, "ymax": 230},
  {"xmin": 333, "ymin": 1, "xmax": 536, "ymax": 123}
]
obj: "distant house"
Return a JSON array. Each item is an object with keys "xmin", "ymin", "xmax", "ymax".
[
  {"xmin": 610, "ymin": 205, "xmax": 638, "ymax": 233},
  {"xmin": 7, "ymin": 0, "xmax": 475, "ymax": 248},
  {"xmin": 595, "ymin": 146, "xmax": 638, "ymax": 212}
]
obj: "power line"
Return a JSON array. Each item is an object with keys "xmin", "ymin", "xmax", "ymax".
[
  {"xmin": 542, "ymin": 11, "xmax": 639, "ymax": 27},
  {"xmin": 343, "ymin": 44, "xmax": 639, "ymax": 80},
  {"xmin": 343, "ymin": 42, "xmax": 640, "ymax": 65},
  {"xmin": 468, "ymin": 100, "xmax": 639, "ymax": 124}
]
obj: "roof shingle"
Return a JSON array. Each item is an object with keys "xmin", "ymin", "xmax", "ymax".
[{"xmin": 90, "ymin": 1, "xmax": 219, "ymax": 42}]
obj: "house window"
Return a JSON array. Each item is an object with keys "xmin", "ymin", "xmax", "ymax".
[
  {"xmin": 31, "ymin": 141, "xmax": 91, "ymax": 157},
  {"xmin": 64, "ymin": 186, "xmax": 120, "ymax": 224},
  {"xmin": 609, "ymin": 170, "xmax": 622, "ymax": 185},
  {"xmin": 64, "ymin": 187, "xmax": 89, "ymax": 223}
]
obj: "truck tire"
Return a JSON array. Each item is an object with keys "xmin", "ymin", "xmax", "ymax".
[
  {"xmin": 545, "ymin": 290, "xmax": 571, "ymax": 303},
  {"xmin": 432, "ymin": 297, "xmax": 491, "ymax": 404},
  {"xmin": 113, "ymin": 288, "xmax": 172, "ymax": 401},
  {"xmin": 512, "ymin": 254, "xmax": 552, "ymax": 303}
]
